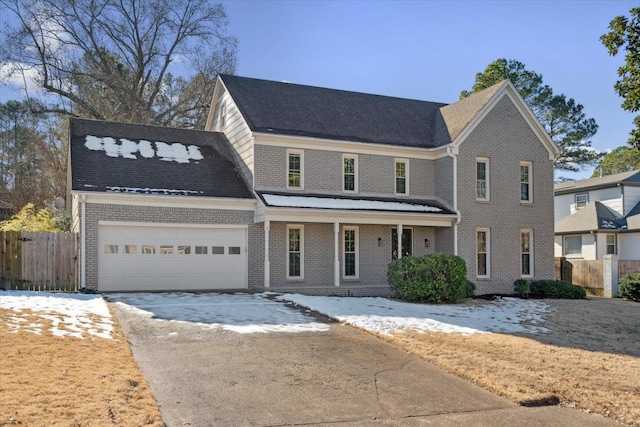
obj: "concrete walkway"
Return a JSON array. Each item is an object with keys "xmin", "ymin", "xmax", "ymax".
[{"xmin": 111, "ymin": 298, "xmax": 617, "ymax": 427}]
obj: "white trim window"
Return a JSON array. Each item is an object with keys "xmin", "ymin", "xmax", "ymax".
[
  {"xmin": 564, "ymin": 235, "xmax": 582, "ymax": 256},
  {"xmin": 476, "ymin": 228, "xmax": 490, "ymax": 277},
  {"xmin": 343, "ymin": 154, "xmax": 358, "ymax": 192},
  {"xmin": 606, "ymin": 234, "xmax": 616, "ymax": 255},
  {"xmin": 217, "ymin": 100, "xmax": 227, "ymax": 130},
  {"xmin": 395, "ymin": 159, "xmax": 409, "ymax": 195},
  {"xmin": 343, "ymin": 226, "xmax": 359, "ymax": 278},
  {"xmin": 287, "ymin": 150, "xmax": 304, "ymax": 189},
  {"xmin": 520, "ymin": 161, "xmax": 533, "ymax": 203},
  {"xmin": 476, "ymin": 157, "xmax": 490, "ymax": 201},
  {"xmin": 575, "ymin": 193, "xmax": 588, "ymax": 209},
  {"xmin": 287, "ymin": 225, "xmax": 304, "ymax": 279},
  {"xmin": 521, "ymin": 229, "xmax": 533, "ymax": 277}
]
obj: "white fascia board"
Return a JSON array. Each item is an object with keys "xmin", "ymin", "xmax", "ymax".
[
  {"xmin": 451, "ymin": 82, "xmax": 560, "ymax": 161},
  {"xmin": 204, "ymin": 75, "xmax": 224, "ymax": 131},
  {"xmin": 72, "ymin": 191, "xmax": 256, "ymax": 211},
  {"xmin": 254, "ymin": 132, "xmax": 449, "ymax": 160},
  {"xmin": 262, "ymin": 207, "xmax": 457, "ymax": 227},
  {"xmin": 98, "ymin": 220, "xmax": 249, "ymax": 229}
]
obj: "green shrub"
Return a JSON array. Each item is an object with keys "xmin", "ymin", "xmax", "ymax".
[
  {"xmin": 514, "ymin": 279, "xmax": 586, "ymax": 299},
  {"xmin": 388, "ymin": 254, "xmax": 467, "ymax": 303},
  {"xmin": 465, "ymin": 280, "xmax": 476, "ymax": 298},
  {"xmin": 619, "ymin": 273, "xmax": 640, "ymax": 302}
]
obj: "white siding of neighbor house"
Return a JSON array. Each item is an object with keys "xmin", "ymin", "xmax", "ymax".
[
  {"xmin": 554, "ymin": 235, "xmax": 563, "ymax": 257},
  {"xmin": 554, "ymin": 193, "xmax": 574, "ymax": 223},
  {"xmin": 624, "ymin": 186, "xmax": 640, "ymax": 215},
  {"xmin": 214, "ymin": 87, "xmax": 255, "ymax": 187},
  {"xmin": 591, "ymin": 187, "xmax": 623, "ymax": 215},
  {"xmin": 619, "ymin": 233, "xmax": 640, "ymax": 259}
]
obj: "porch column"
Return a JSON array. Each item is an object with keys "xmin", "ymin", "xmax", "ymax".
[
  {"xmin": 334, "ymin": 222, "xmax": 340, "ymax": 287},
  {"xmin": 264, "ymin": 220, "xmax": 270, "ymax": 288},
  {"xmin": 397, "ymin": 224, "xmax": 403, "ymax": 259}
]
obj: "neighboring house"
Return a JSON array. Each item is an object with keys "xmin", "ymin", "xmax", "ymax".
[
  {"xmin": 554, "ymin": 170, "xmax": 640, "ymax": 260},
  {"xmin": 70, "ymin": 75, "xmax": 559, "ymax": 295}
]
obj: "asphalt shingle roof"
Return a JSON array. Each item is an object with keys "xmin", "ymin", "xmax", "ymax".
[
  {"xmin": 555, "ymin": 201, "xmax": 626, "ymax": 234},
  {"xmin": 554, "ymin": 170, "xmax": 640, "ymax": 195},
  {"xmin": 70, "ymin": 118, "xmax": 253, "ymax": 199},
  {"xmin": 220, "ymin": 74, "xmax": 455, "ymax": 148}
]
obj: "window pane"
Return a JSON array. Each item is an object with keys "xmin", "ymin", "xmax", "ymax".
[
  {"xmin": 289, "ymin": 154, "xmax": 300, "ymax": 172},
  {"xmin": 212, "ymin": 246, "xmax": 224, "ymax": 254},
  {"xmin": 142, "ymin": 245, "xmax": 155, "ymax": 254},
  {"xmin": 521, "ymin": 254, "xmax": 530, "ymax": 275},
  {"xmin": 477, "ymin": 162, "xmax": 486, "ymax": 180},
  {"xmin": 477, "ymin": 253, "xmax": 487, "ymax": 276},
  {"xmin": 564, "ymin": 236, "xmax": 581, "ymax": 255},
  {"xmin": 229, "ymin": 246, "xmax": 241, "ymax": 255},
  {"xmin": 104, "ymin": 245, "xmax": 118, "ymax": 254},
  {"xmin": 344, "ymin": 174, "xmax": 355, "ymax": 191},
  {"xmin": 477, "ymin": 231, "xmax": 486, "ymax": 252},
  {"xmin": 160, "ymin": 245, "xmax": 173, "ymax": 254},
  {"xmin": 521, "ymin": 232, "xmax": 530, "ymax": 253},
  {"xmin": 289, "ymin": 228, "xmax": 300, "ymax": 251},
  {"xmin": 396, "ymin": 177, "xmax": 406, "ymax": 194},
  {"xmin": 344, "ymin": 230, "xmax": 355, "ymax": 252},
  {"xmin": 195, "ymin": 246, "xmax": 208, "ymax": 254},
  {"xmin": 288, "ymin": 173, "xmax": 300, "ymax": 188},
  {"xmin": 396, "ymin": 162, "xmax": 405, "ymax": 178},
  {"xmin": 477, "ymin": 181, "xmax": 486, "ymax": 199},
  {"xmin": 289, "ymin": 253, "xmax": 300, "ymax": 277},
  {"xmin": 521, "ymin": 183, "xmax": 529, "ymax": 201},
  {"xmin": 124, "ymin": 245, "xmax": 137, "ymax": 254},
  {"xmin": 344, "ymin": 158, "xmax": 354, "ymax": 174},
  {"xmin": 178, "ymin": 245, "xmax": 191, "ymax": 254},
  {"xmin": 520, "ymin": 166, "xmax": 529, "ymax": 183},
  {"xmin": 345, "ymin": 253, "xmax": 356, "ymax": 276}
]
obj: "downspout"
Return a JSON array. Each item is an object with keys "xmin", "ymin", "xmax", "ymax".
[
  {"xmin": 447, "ymin": 145, "xmax": 461, "ymax": 255},
  {"xmin": 80, "ymin": 194, "xmax": 86, "ymax": 290}
]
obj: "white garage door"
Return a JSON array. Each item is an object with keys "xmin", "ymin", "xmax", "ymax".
[{"xmin": 98, "ymin": 224, "xmax": 248, "ymax": 291}]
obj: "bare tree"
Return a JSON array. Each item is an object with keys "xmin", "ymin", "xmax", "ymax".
[{"xmin": 0, "ymin": 0, "xmax": 237, "ymax": 127}]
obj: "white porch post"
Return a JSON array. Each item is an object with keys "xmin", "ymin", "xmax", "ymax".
[
  {"xmin": 397, "ymin": 224, "xmax": 403, "ymax": 259},
  {"xmin": 334, "ymin": 222, "xmax": 340, "ymax": 287},
  {"xmin": 264, "ymin": 220, "xmax": 270, "ymax": 288}
]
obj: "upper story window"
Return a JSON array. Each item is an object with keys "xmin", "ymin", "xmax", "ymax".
[
  {"xmin": 343, "ymin": 154, "xmax": 358, "ymax": 192},
  {"xmin": 575, "ymin": 193, "xmax": 588, "ymax": 209},
  {"xmin": 395, "ymin": 159, "xmax": 409, "ymax": 195},
  {"xmin": 476, "ymin": 157, "xmax": 490, "ymax": 201},
  {"xmin": 287, "ymin": 150, "xmax": 304, "ymax": 189},
  {"xmin": 606, "ymin": 234, "xmax": 616, "ymax": 255},
  {"xmin": 217, "ymin": 100, "xmax": 227, "ymax": 130},
  {"xmin": 520, "ymin": 161, "xmax": 533, "ymax": 203}
]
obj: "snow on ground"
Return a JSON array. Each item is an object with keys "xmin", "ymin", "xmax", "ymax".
[
  {"xmin": 0, "ymin": 291, "xmax": 114, "ymax": 339},
  {"xmin": 278, "ymin": 294, "xmax": 552, "ymax": 335},
  {"xmin": 108, "ymin": 292, "xmax": 331, "ymax": 334}
]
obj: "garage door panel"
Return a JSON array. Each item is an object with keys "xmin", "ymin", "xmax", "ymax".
[{"xmin": 98, "ymin": 225, "xmax": 248, "ymax": 292}]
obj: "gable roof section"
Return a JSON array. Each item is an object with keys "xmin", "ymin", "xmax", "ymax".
[
  {"xmin": 625, "ymin": 200, "xmax": 640, "ymax": 231},
  {"xmin": 554, "ymin": 170, "xmax": 640, "ymax": 195},
  {"xmin": 555, "ymin": 201, "xmax": 626, "ymax": 234},
  {"xmin": 219, "ymin": 74, "xmax": 448, "ymax": 148},
  {"xmin": 70, "ymin": 118, "xmax": 253, "ymax": 199}
]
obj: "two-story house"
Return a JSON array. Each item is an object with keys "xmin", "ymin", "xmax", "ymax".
[
  {"xmin": 69, "ymin": 75, "xmax": 559, "ymax": 295},
  {"xmin": 554, "ymin": 170, "xmax": 640, "ymax": 260}
]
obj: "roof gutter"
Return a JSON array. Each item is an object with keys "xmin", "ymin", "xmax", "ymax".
[{"xmin": 447, "ymin": 145, "xmax": 461, "ymax": 256}]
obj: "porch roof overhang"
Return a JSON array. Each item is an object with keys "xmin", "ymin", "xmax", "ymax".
[{"xmin": 255, "ymin": 192, "xmax": 457, "ymax": 226}]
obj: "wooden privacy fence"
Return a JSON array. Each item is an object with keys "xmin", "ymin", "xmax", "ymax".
[
  {"xmin": 1, "ymin": 231, "xmax": 78, "ymax": 291},
  {"xmin": 556, "ymin": 257, "xmax": 640, "ymax": 297}
]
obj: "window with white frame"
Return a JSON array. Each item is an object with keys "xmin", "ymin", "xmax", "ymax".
[
  {"xmin": 521, "ymin": 229, "xmax": 533, "ymax": 276},
  {"xmin": 217, "ymin": 100, "xmax": 227, "ymax": 130},
  {"xmin": 476, "ymin": 158, "xmax": 489, "ymax": 201},
  {"xmin": 287, "ymin": 150, "xmax": 304, "ymax": 189},
  {"xmin": 575, "ymin": 193, "xmax": 588, "ymax": 209},
  {"xmin": 343, "ymin": 226, "xmax": 359, "ymax": 278},
  {"xmin": 520, "ymin": 161, "xmax": 532, "ymax": 203},
  {"xmin": 395, "ymin": 159, "xmax": 408, "ymax": 195},
  {"xmin": 343, "ymin": 155, "xmax": 358, "ymax": 192},
  {"xmin": 564, "ymin": 235, "xmax": 582, "ymax": 256},
  {"xmin": 287, "ymin": 225, "xmax": 304, "ymax": 279},
  {"xmin": 606, "ymin": 234, "xmax": 616, "ymax": 255},
  {"xmin": 476, "ymin": 228, "xmax": 490, "ymax": 277}
]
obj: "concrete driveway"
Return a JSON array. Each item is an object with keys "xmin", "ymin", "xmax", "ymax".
[{"xmin": 109, "ymin": 293, "xmax": 617, "ymax": 427}]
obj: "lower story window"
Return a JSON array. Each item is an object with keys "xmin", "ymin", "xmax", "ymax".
[
  {"xmin": 287, "ymin": 225, "xmax": 303, "ymax": 278},
  {"xmin": 343, "ymin": 226, "xmax": 359, "ymax": 278},
  {"xmin": 606, "ymin": 234, "xmax": 616, "ymax": 255},
  {"xmin": 564, "ymin": 235, "xmax": 582, "ymax": 256},
  {"xmin": 477, "ymin": 228, "xmax": 490, "ymax": 277},
  {"xmin": 521, "ymin": 230, "xmax": 533, "ymax": 276}
]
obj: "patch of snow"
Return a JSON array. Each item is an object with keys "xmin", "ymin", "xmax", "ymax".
[
  {"xmin": 106, "ymin": 186, "xmax": 203, "ymax": 196},
  {"xmin": 0, "ymin": 291, "xmax": 114, "ymax": 340},
  {"xmin": 108, "ymin": 292, "xmax": 330, "ymax": 334},
  {"xmin": 84, "ymin": 135, "xmax": 203, "ymax": 164},
  {"xmin": 262, "ymin": 194, "xmax": 443, "ymax": 213},
  {"xmin": 277, "ymin": 294, "xmax": 551, "ymax": 335}
]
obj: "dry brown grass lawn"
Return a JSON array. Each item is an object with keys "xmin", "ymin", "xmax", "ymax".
[
  {"xmin": 0, "ymin": 308, "xmax": 163, "ymax": 427},
  {"xmin": 377, "ymin": 330, "xmax": 640, "ymax": 426}
]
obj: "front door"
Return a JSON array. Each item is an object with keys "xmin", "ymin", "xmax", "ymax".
[{"xmin": 391, "ymin": 228, "xmax": 412, "ymax": 260}]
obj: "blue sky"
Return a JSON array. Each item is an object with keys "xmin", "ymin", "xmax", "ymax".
[{"xmin": 223, "ymin": 0, "xmax": 638, "ymax": 180}]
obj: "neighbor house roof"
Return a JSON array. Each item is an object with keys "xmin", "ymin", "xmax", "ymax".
[
  {"xmin": 219, "ymin": 74, "xmax": 452, "ymax": 148},
  {"xmin": 554, "ymin": 170, "xmax": 640, "ymax": 195},
  {"xmin": 555, "ymin": 201, "xmax": 627, "ymax": 234},
  {"xmin": 70, "ymin": 118, "xmax": 253, "ymax": 199},
  {"xmin": 625, "ymin": 201, "xmax": 640, "ymax": 231}
]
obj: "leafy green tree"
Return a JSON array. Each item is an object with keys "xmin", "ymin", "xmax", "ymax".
[
  {"xmin": 461, "ymin": 59, "xmax": 601, "ymax": 172},
  {"xmin": 0, "ymin": 203, "xmax": 69, "ymax": 232},
  {"xmin": 591, "ymin": 146, "xmax": 640, "ymax": 177},
  {"xmin": 601, "ymin": 7, "xmax": 640, "ymax": 149},
  {"xmin": 0, "ymin": 0, "xmax": 237, "ymax": 127}
]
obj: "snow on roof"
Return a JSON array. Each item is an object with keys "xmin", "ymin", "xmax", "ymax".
[
  {"xmin": 262, "ymin": 193, "xmax": 443, "ymax": 213},
  {"xmin": 106, "ymin": 186, "xmax": 204, "ymax": 196},
  {"xmin": 85, "ymin": 135, "xmax": 203, "ymax": 164}
]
